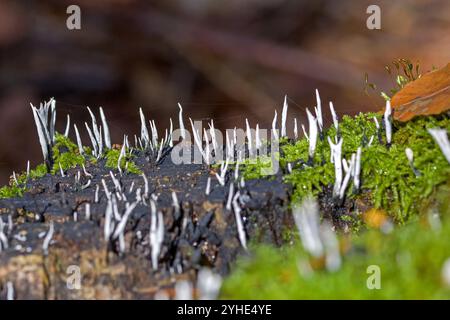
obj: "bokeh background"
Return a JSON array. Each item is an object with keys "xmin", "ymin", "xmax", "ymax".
[{"xmin": 0, "ymin": 0, "xmax": 449, "ymax": 184}]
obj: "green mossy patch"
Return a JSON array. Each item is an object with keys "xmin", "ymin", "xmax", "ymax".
[
  {"xmin": 242, "ymin": 113, "xmax": 450, "ymax": 224},
  {"xmin": 221, "ymin": 213, "xmax": 450, "ymax": 299},
  {"xmin": 51, "ymin": 133, "xmax": 85, "ymax": 174},
  {"xmin": 105, "ymin": 149, "xmax": 142, "ymax": 175}
]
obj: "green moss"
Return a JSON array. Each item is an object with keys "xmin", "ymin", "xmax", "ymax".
[
  {"xmin": 0, "ymin": 184, "xmax": 24, "ymax": 198},
  {"xmin": 0, "ymin": 163, "xmax": 48, "ymax": 199},
  {"xmin": 221, "ymin": 215, "xmax": 450, "ymax": 299},
  {"xmin": 51, "ymin": 133, "xmax": 85, "ymax": 174},
  {"xmin": 241, "ymin": 113, "xmax": 450, "ymax": 224},
  {"xmin": 105, "ymin": 149, "xmax": 142, "ymax": 175}
]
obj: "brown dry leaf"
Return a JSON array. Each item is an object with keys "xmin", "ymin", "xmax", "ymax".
[{"xmin": 390, "ymin": 63, "xmax": 450, "ymax": 121}]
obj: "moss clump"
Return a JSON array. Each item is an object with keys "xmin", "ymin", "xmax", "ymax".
[
  {"xmin": 0, "ymin": 163, "xmax": 48, "ymax": 199},
  {"xmin": 242, "ymin": 113, "xmax": 450, "ymax": 224},
  {"xmin": 105, "ymin": 149, "xmax": 142, "ymax": 175},
  {"xmin": 0, "ymin": 184, "xmax": 24, "ymax": 198},
  {"xmin": 221, "ymin": 215, "xmax": 450, "ymax": 299},
  {"xmin": 51, "ymin": 133, "xmax": 86, "ymax": 174}
]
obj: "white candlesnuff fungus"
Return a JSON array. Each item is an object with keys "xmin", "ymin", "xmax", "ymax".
[
  {"xmin": 232, "ymin": 192, "xmax": 247, "ymax": 250},
  {"xmin": 306, "ymin": 108, "xmax": 318, "ymax": 162},
  {"xmin": 85, "ymin": 203, "xmax": 91, "ymax": 220},
  {"xmin": 329, "ymin": 101, "xmax": 339, "ymax": 131},
  {"xmin": 428, "ymin": 128, "xmax": 450, "ymax": 164},
  {"xmin": 112, "ymin": 201, "xmax": 138, "ymax": 240},
  {"xmin": 82, "ymin": 163, "xmax": 92, "ymax": 177},
  {"xmin": 293, "ymin": 197, "xmax": 323, "ymax": 257},
  {"xmin": 384, "ymin": 100, "xmax": 392, "ymax": 146},
  {"xmin": 81, "ymin": 179, "xmax": 91, "ymax": 190},
  {"xmin": 99, "ymin": 107, "xmax": 111, "ymax": 149},
  {"xmin": 150, "ymin": 200, "xmax": 164, "ymax": 270},
  {"xmin": 64, "ymin": 114, "xmax": 70, "ymax": 137},
  {"xmin": 339, "ymin": 154, "xmax": 355, "ymax": 200},
  {"xmin": 197, "ymin": 268, "xmax": 222, "ymax": 300},
  {"xmin": 178, "ymin": 103, "xmax": 186, "ymax": 140},
  {"xmin": 255, "ymin": 124, "xmax": 262, "ymax": 150},
  {"xmin": 404, "ymin": 147, "xmax": 420, "ymax": 176},
  {"xmin": 226, "ymin": 183, "xmax": 234, "ymax": 211},
  {"xmin": 94, "ymin": 184, "xmax": 100, "ymax": 203},
  {"xmin": 271, "ymin": 110, "xmax": 279, "ymax": 141},
  {"xmin": 189, "ymin": 118, "xmax": 207, "ymax": 163},
  {"xmin": 74, "ymin": 124, "xmax": 84, "ymax": 156},
  {"xmin": 353, "ymin": 147, "xmax": 362, "ymax": 191},
  {"xmin": 301, "ymin": 123, "xmax": 309, "ymax": 141},
  {"xmin": 87, "ymin": 107, "xmax": 103, "ymax": 155},
  {"xmin": 139, "ymin": 108, "xmax": 150, "ymax": 148},
  {"xmin": 245, "ymin": 118, "xmax": 253, "ymax": 157},
  {"xmin": 175, "ymin": 280, "xmax": 193, "ymax": 300},
  {"xmin": 171, "ymin": 191, "xmax": 180, "ymax": 217},
  {"xmin": 59, "ymin": 163, "xmax": 65, "ymax": 177},
  {"xmin": 104, "ymin": 198, "xmax": 113, "ymax": 241},
  {"xmin": 320, "ymin": 222, "xmax": 341, "ymax": 272},
  {"xmin": 31, "ymin": 99, "xmax": 56, "ymax": 167},
  {"xmin": 6, "ymin": 281, "xmax": 14, "ymax": 300},
  {"xmin": 0, "ymin": 218, "xmax": 9, "ymax": 251},
  {"xmin": 281, "ymin": 95, "xmax": 288, "ymax": 138},
  {"xmin": 42, "ymin": 221, "xmax": 54, "ymax": 255},
  {"xmin": 85, "ymin": 122, "xmax": 99, "ymax": 157},
  {"xmin": 205, "ymin": 177, "xmax": 211, "ymax": 195},
  {"xmin": 294, "ymin": 118, "xmax": 298, "ymax": 140},
  {"xmin": 328, "ymin": 137, "xmax": 343, "ymax": 197},
  {"xmin": 315, "ymin": 89, "xmax": 323, "ymax": 132}
]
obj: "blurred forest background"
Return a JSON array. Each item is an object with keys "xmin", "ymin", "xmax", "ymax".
[{"xmin": 0, "ymin": 0, "xmax": 449, "ymax": 184}]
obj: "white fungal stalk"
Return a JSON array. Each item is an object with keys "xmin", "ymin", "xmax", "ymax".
[
  {"xmin": 384, "ymin": 100, "xmax": 392, "ymax": 146},
  {"xmin": 255, "ymin": 124, "xmax": 262, "ymax": 150},
  {"xmin": 245, "ymin": 118, "xmax": 253, "ymax": 157},
  {"xmin": 294, "ymin": 118, "xmax": 298, "ymax": 140},
  {"xmin": 232, "ymin": 192, "xmax": 247, "ymax": 250},
  {"xmin": 226, "ymin": 183, "xmax": 234, "ymax": 211},
  {"xmin": 175, "ymin": 280, "xmax": 193, "ymax": 300},
  {"xmin": 353, "ymin": 147, "xmax": 362, "ymax": 191},
  {"xmin": 197, "ymin": 268, "xmax": 222, "ymax": 300},
  {"xmin": 64, "ymin": 114, "xmax": 71, "ymax": 137},
  {"xmin": 428, "ymin": 128, "xmax": 450, "ymax": 164},
  {"xmin": 31, "ymin": 99, "xmax": 56, "ymax": 165},
  {"xmin": 271, "ymin": 110, "xmax": 279, "ymax": 141},
  {"xmin": 293, "ymin": 197, "xmax": 323, "ymax": 257},
  {"xmin": 6, "ymin": 281, "xmax": 14, "ymax": 300},
  {"xmin": 329, "ymin": 101, "xmax": 339, "ymax": 131},
  {"xmin": 104, "ymin": 198, "xmax": 113, "ymax": 241},
  {"xmin": 189, "ymin": 118, "xmax": 207, "ymax": 163},
  {"xmin": 0, "ymin": 218, "xmax": 9, "ymax": 251},
  {"xmin": 112, "ymin": 201, "xmax": 138, "ymax": 240},
  {"xmin": 150, "ymin": 200, "xmax": 164, "ymax": 270},
  {"xmin": 178, "ymin": 103, "xmax": 186, "ymax": 140},
  {"xmin": 139, "ymin": 108, "xmax": 150, "ymax": 149},
  {"xmin": 281, "ymin": 95, "xmax": 288, "ymax": 138},
  {"xmin": 339, "ymin": 154, "xmax": 355, "ymax": 200},
  {"xmin": 205, "ymin": 177, "xmax": 211, "ymax": 195},
  {"xmin": 301, "ymin": 124, "xmax": 309, "ymax": 141},
  {"xmin": 87, "ymin": 107, "xmax": 103, "ymax": 156},
  {"xmin": 320, "ymin": 222, "xmax": 341, "ymax": 272},
  {"xmin": 42, "ymin": 221, "xmax": 54, "ymax": 255},
  {"xmin": 315, "ymin": 89, "xmax": 323, "ymax": 131},
  {"xmin": 306, "ymin": 108, "xmax": 318, "ymax": 161},
  {"xmin": 215, "ymin": 160, "xmax": 229, "ymax": 186},
  {"xmin": 328, "ymin": 137, "xmax": 343, "ymax": 197},
  {"xmin": 99, "ymin": 107, "xmax": 111, "ymax": 149},
  {"xmin": 74, "ymin": 124, "xmax": 84, "ymax": 156}
]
